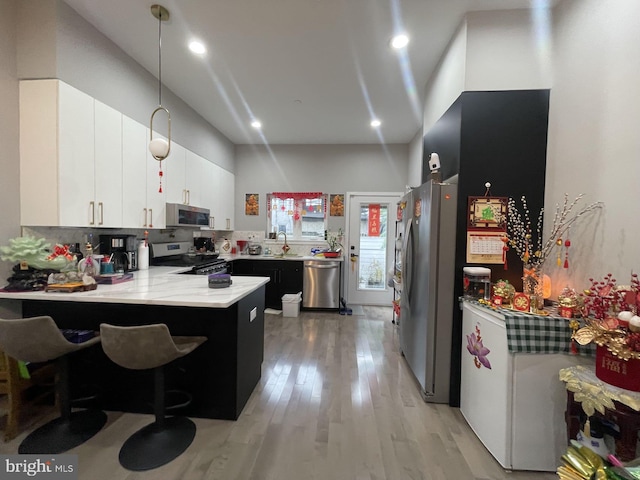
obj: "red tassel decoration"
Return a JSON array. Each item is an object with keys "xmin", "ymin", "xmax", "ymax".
[
  {"xmin": 158, "ymin": 161, "xmax": 164, "ymax": 193},
  {"xmin": 564, "ymin": 238, "xmax": 571, "ymax": 269},
  {"xmin": 571, "ymin": 339, "xmax": 578, "ymax": 355},
  {"xmin": 502, "ymin": 236, "xmax": 509, "ymax": 271}
]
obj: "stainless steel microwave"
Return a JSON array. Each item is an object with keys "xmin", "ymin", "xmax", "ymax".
[{"xmin": 166, "ymin": 203, "xmax": 211, "ymax": 227}]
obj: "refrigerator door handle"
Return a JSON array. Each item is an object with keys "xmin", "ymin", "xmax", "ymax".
[{"xmin": 402, "ymin": 218, "xmax": 414, "ymax": 305}]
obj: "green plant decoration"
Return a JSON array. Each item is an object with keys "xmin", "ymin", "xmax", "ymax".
[{"xmin": 0, "ymin": 236, "xmax": 72, "ymax": 271}]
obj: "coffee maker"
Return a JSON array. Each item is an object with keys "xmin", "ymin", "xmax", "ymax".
[{"xmin": 99, "ymin": 234, "xmax": 138, "ymax": 272}]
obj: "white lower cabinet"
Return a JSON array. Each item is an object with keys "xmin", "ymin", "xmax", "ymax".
[{"xmin": 460, "ymin": 302, "xmax": 592, "ymax": 471}]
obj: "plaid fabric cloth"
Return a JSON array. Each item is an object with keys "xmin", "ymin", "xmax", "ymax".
[{"xmin": 467, "ymin": 300, "xmax": 596, "ymax": 356}]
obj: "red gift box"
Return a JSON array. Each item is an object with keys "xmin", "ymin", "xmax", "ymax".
[
  {"xmin": 558, "ymin": 306, "xmax": 574, "ymax": 318},
  {"xmin": 595, "ymin": 345, "xmax": 640, "ymax": 392}
]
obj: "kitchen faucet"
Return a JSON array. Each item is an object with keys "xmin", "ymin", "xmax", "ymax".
[{"xmin": 277, "ymin": 231, "xmax": 290, "ymax": 254}]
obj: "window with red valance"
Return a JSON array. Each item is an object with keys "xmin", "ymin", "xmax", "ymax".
[{"xmin": 267, "ymin": 192, "xmax": 326, "ymax": 239}]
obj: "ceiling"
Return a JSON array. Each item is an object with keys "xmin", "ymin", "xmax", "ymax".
[{"xmin": 62, "ymin": 0, "xmax": 550, "ymax": 145}]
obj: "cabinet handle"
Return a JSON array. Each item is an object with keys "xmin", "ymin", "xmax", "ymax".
[
  {"xmin": 182, "ymin": 189, "xmax": 187, "ymax": 205},
  {"xmin": 143, "ymin": 208, "xmax": 148, "ymax": 227},
  {"xmin": 226, "ymin": 218, "xmax": 230, "ymax": 230},
  {"xmin": 89, "ymin": 201, "xmax": 95, "ymax": 225},
  {"xmin": 98, "ymin": 202, "xmax": 104, "ymax": 225},
  {"xmin": 149, "ymin": 208, "xmax": 153, "ymax": 228},
  {"xmin": 209, "ymin": 216, "xmax": 214, "ymax": 229},
  {"xmin": 186, "ymin": 190, "xmax": 190, "ymax": 205}
]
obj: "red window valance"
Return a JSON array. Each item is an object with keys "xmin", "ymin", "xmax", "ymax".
[{"xmin": 270, "ymin": 192, "xmax": 323, "ymax": 200}]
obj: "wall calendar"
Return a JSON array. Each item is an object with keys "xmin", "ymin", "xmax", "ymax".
[{"xmin": 466, "ymin": 196, "xmax": 508, "ymax": 264}]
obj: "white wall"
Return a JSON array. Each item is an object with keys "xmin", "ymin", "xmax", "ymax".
[
  {"xmin": 0, "ymin": 0, "xmax": 20, "ymax": 284},
  {"xmin": 235, "ymin": 144, "xmax": 409, "ymax": 231},
  {"xmin": 17, "ymin": 0, "xmax": 235, "ymax": 173},
  {"xmin": 407, "ymin": 129, "xmax": 423, "ymax": 189},
  {"xmin": 423, "ymin": 21, "xmax": 467, "ymax": 136},
  {"xmin": 419, "ymin": 2, "xmax": 639, "ymax": 293},
  {"xmin": 465, "ymin": 9, "xmax": 552, "ymax": 91},
  {"xmin": 545, "ymin": 0, "xmax": 640, "ymax": 291}
]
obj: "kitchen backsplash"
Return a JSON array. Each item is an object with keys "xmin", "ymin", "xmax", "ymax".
[
  {"xmin": 194, "ymin": 230, "xmax": 329, "ymax": 256},
  {"xmin": 22, "ymin": 227, "xmax": 331, "ymax": 257},
  {"xmin": 22, "ymin": 226, "xmax": 194, "ymax": 254}
]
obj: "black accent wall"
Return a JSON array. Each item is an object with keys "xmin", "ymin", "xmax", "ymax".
[{"xmin": 422, "ymin": 89, "xmax": 550, "ymax": 407}]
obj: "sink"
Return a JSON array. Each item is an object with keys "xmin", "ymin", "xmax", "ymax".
[{"xmin": 271, "ymin": 253, "xmax": 301, "ymax": 258}]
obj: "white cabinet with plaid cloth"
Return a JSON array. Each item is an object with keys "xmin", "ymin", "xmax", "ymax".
[{"xmin": 459, "ymin": 301, "xmax": 592, "ymax": 472}]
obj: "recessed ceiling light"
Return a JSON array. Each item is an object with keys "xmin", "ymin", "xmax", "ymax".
[
  {"xmin": 189, "ymin": 41, "xmax": 206, "ymax": 55},
  {"xmin": 251, "ymin": 120, "xmax": 262, "ymax": 129},
  {"xmin": 390, "ymin": 34, "xmax": 409, "ymax": 50},
  {"xmin": 370, "ymin": 119, "xmax": 381, "ymax": 128}
]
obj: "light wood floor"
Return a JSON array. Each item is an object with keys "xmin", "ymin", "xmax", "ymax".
[{"xmin": 0, "ymin": 307, "xmax": 557, "ymax": 479}]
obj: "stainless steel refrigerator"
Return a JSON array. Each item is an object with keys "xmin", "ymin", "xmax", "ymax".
[{"xmin": 399, "ymin": 180, "xmax": 458, "ymax": 403}]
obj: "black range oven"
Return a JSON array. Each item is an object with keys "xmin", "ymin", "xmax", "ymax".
[{"xmin": 150, "ymin": 242, "xmax": 228, "ymax": 275}]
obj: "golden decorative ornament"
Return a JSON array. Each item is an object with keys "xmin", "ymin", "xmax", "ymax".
[
  {"xmin": 572, "ymin": 317, "xmax": 640, "ymax": 360},
  {"xmin": 492, "ymin": 280, "xmax": 515, "ymax": 304}
]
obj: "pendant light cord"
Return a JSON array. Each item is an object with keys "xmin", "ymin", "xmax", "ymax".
[{"xmin": 158, "ymin": 9, "xmax": 162, "ymax": 106}]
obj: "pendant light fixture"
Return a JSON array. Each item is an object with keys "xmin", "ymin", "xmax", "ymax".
[{"xmin": 149, "ymin": 4, "xmax": 171, "ymax": 193}]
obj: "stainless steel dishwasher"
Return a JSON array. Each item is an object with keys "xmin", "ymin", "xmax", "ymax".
[{"xmin": 303, "ymin": 260, "xmax": 340, "ymax": 309}]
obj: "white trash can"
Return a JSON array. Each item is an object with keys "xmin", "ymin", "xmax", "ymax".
[{"xmin": 282, "ymin": 292, "xmax": 302, "ymax": 317}]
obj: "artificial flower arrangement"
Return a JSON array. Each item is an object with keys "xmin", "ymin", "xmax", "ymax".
[
  {"xmin": 506, "ymin": 194, "xmax": 603, "ymax": 311},
  {"xmin": 571, "ymin": 272, "xmax": 640, "ymax": 391},
  {"xmin": 507, "ymin": 194, "xmax": 603, "ymax": 273},
  {"xmin": 572, "ymin": 273, "xmax": 640, "ymax": 358}
]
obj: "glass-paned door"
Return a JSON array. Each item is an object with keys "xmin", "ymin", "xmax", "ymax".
[{"xmin": 346, "ymin": 193, "xmax": 401, "ymax": 306}]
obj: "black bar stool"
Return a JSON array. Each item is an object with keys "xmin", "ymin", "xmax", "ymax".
[
  {"xmin": 99, "ymin": 323, "xmax": 207, "ymax": 471},
  {"xmin": 0, "ymin": 316, "xmax": 107, "ymax": 454}
]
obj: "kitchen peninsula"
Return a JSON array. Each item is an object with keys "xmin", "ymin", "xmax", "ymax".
[{"xmin": 0, "ymin": 268, "xmax": 269, "ymax": 420}]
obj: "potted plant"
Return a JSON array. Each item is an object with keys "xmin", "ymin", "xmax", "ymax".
[{"xmin": 325, "ymin": 229, "xmax": 343, "ymax": 258}]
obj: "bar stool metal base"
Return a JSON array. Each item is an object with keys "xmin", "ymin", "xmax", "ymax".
[
  {"xmin": 18, "ymin": 409, "xmax": 108, "ymax": 454},
  {"xmin": 119, "ymin": 416, "xmax": 196, "ymax": 471}
]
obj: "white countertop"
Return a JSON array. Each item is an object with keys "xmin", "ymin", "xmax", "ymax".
[
  {"xmin": 0, "ymin": 267, "xmax": 269, "ymax": 309},
  {"xmin": 219, "ymin": 253, "xmax": 344, "ymax": 262}
]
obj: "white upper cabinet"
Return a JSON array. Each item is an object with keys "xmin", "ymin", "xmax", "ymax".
[
  {"xmin": 57, "ymin": 81, "xmax": 95, "ymax": 226},
  {"xmin": 20, "ymin": 79, "xmax": 230, "ymax": 230},
  {"xmin": 200, "ymin": 160, "xmax": 216, "ymax": 221},
  {"xmin": 164, "ymin": 146, "xmax": 208, "ymax": 208},
  {"xmin": 21, "ymin": 79, "xmax": 97, "ymax": 226},
  {"xmin": 122, "ymin": 116, "xmax": 150, "ymax": 228},
  {"xmin": 93, "ymin": 100, "xmax": 123, "ymax": 227},
  {"xmin": 185, "ymin": 150, "xmax": 206, "ymax": 208},
  {"xmin": 21, "ymin": 80, "xmax": 123, "ymax": 227},
  {"xmin": 207, "ymin": 163, "xmax": 234, "ymax": 231},
  {"xmin": 164, "ymin": 142, "xmax": 186, "ymax": 205},
  {"xmin": 218, "ymin": 168, "xmax": 235, "ymax": 231},
  {"xmin": 146, "ymin": 144, "xmax": 167, "ymax": 229}
]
